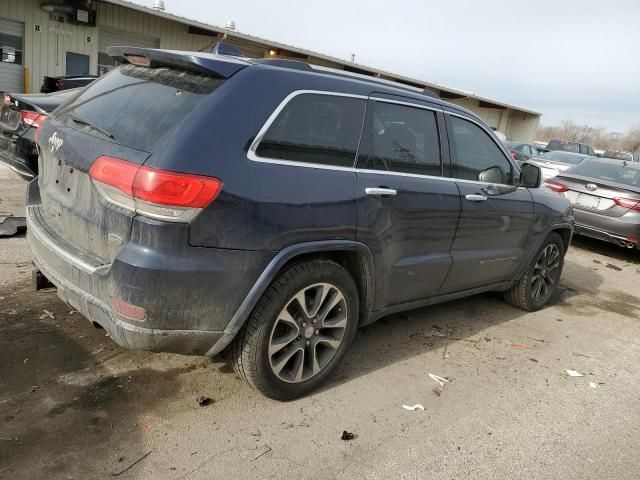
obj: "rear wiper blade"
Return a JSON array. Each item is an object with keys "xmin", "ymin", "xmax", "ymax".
[{"xmin": 67, "ymin": 112, "xmax": 114, "ymax": 139}]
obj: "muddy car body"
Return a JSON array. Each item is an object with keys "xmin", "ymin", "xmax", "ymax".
[{"xmin": 27, "ymin": 46, "xmax": 573, "ymax": 399}]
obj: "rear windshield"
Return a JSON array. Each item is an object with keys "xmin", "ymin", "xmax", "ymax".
[
  {"xmin": 566, "ymin": 161, "xmax": 640, "ymax": 188},
  {"xmin": 603, "ymin": 151, "xmax": 633, "ymax": 161},
  {"xmin": 503, "ymin": 140, "xmax": 523, "ymax": 150},
  {"xmin": 546, "ymin": 140, "xmax": 579, "ymax": 153},
  {"xmin": 539, "ymin": 151, "xmax": 586, "ymax": 165},
  {"xmin": 55, "ymin": 64, "xmax": 223, "ymax": 152}
]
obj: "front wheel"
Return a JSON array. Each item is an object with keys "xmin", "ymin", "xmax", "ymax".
[
  {"xmin": 230, "ymin": 259, "xmax": 359, "ymax": 400},
  {"xmin": 503, "ymin": 232, "xmax": 565, "ymax": 311}
]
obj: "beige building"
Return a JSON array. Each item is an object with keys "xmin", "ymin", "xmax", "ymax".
[{"xmin": 0, "ymin": 0, "xmax": 541, "ymax": 141}]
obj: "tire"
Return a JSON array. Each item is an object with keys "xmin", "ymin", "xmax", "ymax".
[
  {"xmin": 230, "ymin": 259, "xmax": 359, "ymax": 400},
  {"xmin": 503, "ymin": 232, "xmax": 565, "ymax": 311}
]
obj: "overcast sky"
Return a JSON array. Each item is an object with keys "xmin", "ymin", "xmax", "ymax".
[{"xmin": 143, "ymin": 0, "xmax": 639, "ymax": 131}]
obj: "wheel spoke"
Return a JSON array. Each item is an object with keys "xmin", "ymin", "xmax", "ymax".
[
  {"xmin": 316, "ymin": 335, "xmax": 341, "ymax": 350},
  {"xmin": 293, "ymin": 290, "xmax": 313, "ymax": 318},
  {"xmin": 272, "ymin": 346, "xmax": 302, "ymax": 375},
  {"xmin": 292, "ymin": 348, "xmax": 305, "ymax": 382},
  {"xmin": 269, "ymin": 330, "xmax": 298, "ymax": 356}
]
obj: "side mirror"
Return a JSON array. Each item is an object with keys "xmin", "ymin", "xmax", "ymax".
[{"xmin": 519, "ymin": 163, "xmax": 542, "ymax": 188}]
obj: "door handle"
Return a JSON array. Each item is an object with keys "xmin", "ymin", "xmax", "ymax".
[
  {"xmin": 365, "ymin": 187, "xmax": 397, "ymax": 197},
  {"xmin": 465, "ymin": 194, "xmax": 488, "ymax": 202}
]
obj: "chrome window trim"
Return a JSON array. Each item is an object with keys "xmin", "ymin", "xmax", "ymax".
[{"xmin": 247, "ymin": 90, "xmax": 444, "ymax": 171}]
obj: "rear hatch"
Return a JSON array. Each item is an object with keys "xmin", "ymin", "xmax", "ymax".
[
  {"xmin": 36, "ymin": 57, "xmax": 233, "ymax": 263},
  {"xmin": 552, "ymin": 162, "xmax": 640, "ymax": 218}
]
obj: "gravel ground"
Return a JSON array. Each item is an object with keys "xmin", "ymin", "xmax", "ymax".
[{"xmin": 1, "ymin": 165, "xmax": 639, "ymax": 479}]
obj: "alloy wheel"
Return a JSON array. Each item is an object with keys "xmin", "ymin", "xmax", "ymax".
[
  {"xmin": 268, "ymin": 283, "xmax": 348, "ymax": 383},
  {"xmin": 531, "ymin": 244, "xmax": 561, "ymax": 302}
]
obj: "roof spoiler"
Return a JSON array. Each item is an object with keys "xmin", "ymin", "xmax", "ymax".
[{"xmin": 106, "ymin": 46, "xmax": 249, "ymax": 78}]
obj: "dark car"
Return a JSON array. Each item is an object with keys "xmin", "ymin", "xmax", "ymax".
[
  {"xmin": 0, "ymin": 89, "xmax": 80, "ymax": 180},
  {"xmin": 546, "ymin": 158, "xmax": 640, "ymax": 249},
  {"xmin": 40, "ymin": 75, "xmax": 98, "ymax": 94},
  {"xmin": 27, "ymin": 46, "xmax": 573, "ymax": 399},
  {"xmin": 503, "ymin": 140, "xmax": 540, "ymax": 161},
  {"xmin": 546, "ymin": 139, "xmax": 595, "ymax": 156}
]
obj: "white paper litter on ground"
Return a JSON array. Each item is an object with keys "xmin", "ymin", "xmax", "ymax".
[
  {"xmin": 402, "ymin": 404, "xmax": 425, "ymax": 411},
  {"xmin": 566, "ymin": 369, "xmax": 584, "ymax": 377},
  {"xmin": 428, "ymin": 373, "xmax": 450, "ymax": 386},
  {"xmin": 589, "ymin": 382, "xmax": 597, "ymax": 389}
]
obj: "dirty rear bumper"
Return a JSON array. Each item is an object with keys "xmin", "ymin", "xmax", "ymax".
[{"xmin": 26, "ymin": 200, "xmax": 273, "ymax": 355}]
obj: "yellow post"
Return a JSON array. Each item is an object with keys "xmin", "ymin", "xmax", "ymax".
[{"xmin": 23, "ymin": 68, "xmax": 30, "ymax": 93}]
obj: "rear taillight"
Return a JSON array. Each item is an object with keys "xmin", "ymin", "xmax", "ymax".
[
  {"xmin": 22, "ymin": 111, "xmax": 44, "ymax": 128},
  {"xmin": 89, "ymin": 156, "xmax": 223, "ymax": 222},
  {"xmin": 56, "ymin": 80, "xmax": 64, "ymax": 90},
  {"xmin": 544, "ymin": 179, "xmax": 569, "ymax": 193},
  {"xmin": 510, "ymin": 150, "xmax": 519, "ymax": 160},
  {"xmin": 613, "ymin": 197, "xmax": 640, "ymax": 212}
]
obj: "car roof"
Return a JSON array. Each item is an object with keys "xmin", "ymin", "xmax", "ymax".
[
  {"xmin": 582, "ymin": 157, "xmax": 640, "ymax": 169},
  {"xmin": 107, "ymin": 46, "xmax": 484, "ymax": 123}
]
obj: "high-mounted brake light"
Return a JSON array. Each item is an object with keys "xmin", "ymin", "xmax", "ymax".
[
  {"xmin": 89, "ymin": 156, "xmax": 223, "ymax": 222},
  {"xmin": 614, "ymin": 197, "xmax": 640, "ymax": 212},
  {"xmin": 544, "ymin": 179, "xmax": 569, "ymax": 193},
  {"xmin": 126, "ymin": 54, "xmax": 150, "ymax": 67},
  {"xmin": 22, "ymin": 111, "xmax": 44, "ymax": 128}
]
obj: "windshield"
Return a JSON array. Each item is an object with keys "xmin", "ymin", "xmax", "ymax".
[
  {"xmin": 503, "ymin": 140, "xmax": 523, "ymax": 150},
  {"xmin": 566, "ymin": 160, "xmax": 640, "ymax": 188},
  {"xmin": 546, "ymin": 140, "xmax": 579, "ymax": 153},
  {"xmin": 55, "ymin": 64, "xmax": 223, "ymax": 152},
  {"xmin": 538, "ymin": 151, "xmax": 586, "ymax": 165}
]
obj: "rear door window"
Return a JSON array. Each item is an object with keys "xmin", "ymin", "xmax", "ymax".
[
  {"xmin": 55, "ymin": 64, "xmax": 223, "ymax": 152},
  {"xmin": 357, "ymin": 100, "xmax": 442, "ymax": 176},
  {"xmin": 254, "ymin": 93, "xmax": 366, "ymax": 168},
  {"xmin": 448, "ymin": 115, "xmax": 514, "ymax": 185}
]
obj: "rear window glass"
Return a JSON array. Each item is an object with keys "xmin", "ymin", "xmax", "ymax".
[
  {"xmin": 547, "ymin": 140, "xmax": 580, "ymax": 153},
  {"xmin": 255, "ymin": 93, "xmax": 366, "ymax": 168},
  {"xmin": 55, "ymin": 64, "xmax": 223, "ymax": 152},
  {"xmin": 567, "ymin": 161, "xmax": 640, "ymax": 188},
  {"xmin": 539, "ymin": 151, "xmax": 586, "ymax": 165}
]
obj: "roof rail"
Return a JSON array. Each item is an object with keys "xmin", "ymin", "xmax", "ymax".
[
  {"xmin": 250, "ymin": 58, "xmax": 313, "ymax": 72},
  {"xmin": 309, "ymin": 64, "xmax": 439, "ymax": 99}
]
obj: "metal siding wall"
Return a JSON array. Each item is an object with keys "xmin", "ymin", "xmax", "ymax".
[
  {"xmin": 97, "ymin": 2, "xmax": 213, "ymax": 53},
  {"xmin": 506, "ymin": 115, "xmax": 539, "ymax": 143},
  {"xmin": 1, "ymin": 0, "xmax": 98, "ymax": 93},
  {"xmin": 0, "ymin": 17, "xmax": 24, "ymax": 92}
]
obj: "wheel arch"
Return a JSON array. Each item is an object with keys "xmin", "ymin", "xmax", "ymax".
[{"xmin": 206, "ymin": 240, "xmax": 375, "ymax": 356}]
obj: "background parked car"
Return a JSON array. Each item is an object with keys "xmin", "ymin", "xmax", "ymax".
[
  {"xmin": 526, "ymin": 150, "xmax": 592, "ymax": 179},
  {"xmin": 503, "ymin": 140, "xmax": 540, "ymax": 161},
  {"xmin": 602, "ymin": 150, "xmax": 640, "ymax": 162},
  {"xmin": 545, "ymin": 158, "xmax": 640, "ymax": 249},
  {"xmin": 546, "ymin": 139, "xmax": 595, "ymax": 156},
  {"xmin": 0, "ymin": 89, "xmax": 80, "ymax": 180},
  {"xmin": 40, "ymin": 75, "xmax": 98, "ymax": 93}
]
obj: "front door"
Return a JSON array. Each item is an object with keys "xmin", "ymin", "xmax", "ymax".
[
  {"xmin": 356, "ymin": 97, "xmax": 461, "ymax": 309},
  {"xmin": 440, "ymin": 113, "xmax": 534, "ymax": 293}
]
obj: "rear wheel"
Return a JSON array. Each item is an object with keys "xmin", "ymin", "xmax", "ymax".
[
  {"xmin": 230, "ymin": 259, "xmax": 358, "ymax": 400},
  {"xmin": 503, "ymin": 232, "xmax": 565, "ymax": 311}
]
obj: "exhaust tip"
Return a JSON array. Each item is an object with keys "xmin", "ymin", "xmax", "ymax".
[
  {"xmin": 618, "ymin": 240, "xmax": 627, "ymax": 248},
  {"xmin": 627, "ymin": 242, "xmax": 636, "ymax": 249}
]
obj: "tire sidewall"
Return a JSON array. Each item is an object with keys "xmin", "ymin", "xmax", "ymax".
[{"xmin": 252, "ymin": 261, "xmax": 359, "ymax": 399}]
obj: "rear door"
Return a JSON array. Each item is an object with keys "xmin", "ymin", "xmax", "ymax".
[
  {"xmin": 356, "ymin": 96, "xmax": 461, "ymax": 309},
  {"xmin": 440, "ymin": 112, "xmax": 534, "ymax": 293}
]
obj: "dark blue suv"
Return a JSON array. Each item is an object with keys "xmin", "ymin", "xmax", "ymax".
[{"xmin": 27, "ymin": 47, "xmax": 573, "ymax": 399}]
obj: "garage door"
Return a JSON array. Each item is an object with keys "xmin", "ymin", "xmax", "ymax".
[
  {"xmin": 98, "ymin": 28, "xmax": 159, "ymax": 75},
  {"xmin": 0, "ymin": 18, "xmax": 24, "ymax": 93}
]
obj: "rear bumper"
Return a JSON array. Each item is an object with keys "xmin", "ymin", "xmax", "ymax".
[
  {"xmin": 573, "ymin": 208, "xmax": 640, "ymax": 247},
  {"xmin": 26, "ymin": 202, "xmax": 274, "ymax": 355},
  {"xmin": 0, "ymin": 148, "xmax": 36, "ymax": 181}
]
